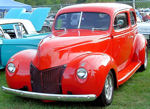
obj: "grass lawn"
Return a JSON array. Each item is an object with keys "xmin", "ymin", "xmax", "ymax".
[{"xmin": 0, "ymin": 54, "xmax": 150, "ymax": 109}]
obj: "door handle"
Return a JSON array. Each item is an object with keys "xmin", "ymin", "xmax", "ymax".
[{"xmin": 129, "ymin": 36, "xmax": 133, "ymax": 38}]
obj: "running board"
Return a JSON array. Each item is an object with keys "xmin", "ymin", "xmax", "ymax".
[{"xmin": 118, "ymin": 62, "xmax": 141, "ymax": 85}]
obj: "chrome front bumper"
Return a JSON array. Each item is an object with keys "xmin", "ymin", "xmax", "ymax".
[{"xmin": 2, "ymin": 86, "xmax": 96, "ymax": 101}]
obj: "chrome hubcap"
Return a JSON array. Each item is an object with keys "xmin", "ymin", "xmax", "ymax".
[{"xmin": 105, "ymin": 74, "xmax": 113, "ymax": 100}]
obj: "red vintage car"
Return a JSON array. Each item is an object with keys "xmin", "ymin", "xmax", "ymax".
[{"xmin": 2, "ymin": 3, "xmax": 148, "ymax": 106}]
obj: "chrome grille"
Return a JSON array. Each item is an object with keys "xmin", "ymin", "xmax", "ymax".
[{"xmin": 30, "ymin": 63, "xmax": 66, "ymax": 94}]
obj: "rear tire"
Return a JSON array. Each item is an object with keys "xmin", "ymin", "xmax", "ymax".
[{"xmin": 95, "ymin": 71, "xmax": 114, "ymax": 106}]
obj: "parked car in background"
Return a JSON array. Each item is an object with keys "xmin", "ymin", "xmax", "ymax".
[
  {"xmin": 2, "ymin": 3, "xmax": 147, "ymax": 106},
  {"xmin": 136, "ymin": 9, "xmax": 150, "ymax": 46},
  {"xmin": 136, "ymin": 14, "xmax": 150, "ymax": 47},
  {"xmin": 40, "ymin": 20, "xmax": 51, "ymax": 33},
  {"xmin": 41, "ymin": 14, "xmax": 56, "ymax": 33},
  {"xmin": 46, "ymin": 14, "xmax": 55, "ymax": 27},
  {"xmin": 137, "ymin": 21, "xmax": 150, "ymax": 39},
  {"xmin": 0, "ymin": 19, "xmax": 50, "ymax": 69},
  {"xmin": 4, "ymin": 8, "xmax": 51, "ymax": 32}
]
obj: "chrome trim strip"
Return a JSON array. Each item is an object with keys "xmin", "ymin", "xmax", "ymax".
[
  {"xmin": 118, "ymin": 63, "xmax": 141, "ymax": 82},
  {"xmin": 2, "ymin": 86, "xmax": 96, "ymax": 102},
  {"xmin": 113, "ymin": 31, "xmax": 131, "ymax": 38},
  {"xmin": 113, "ymin": 29, "xmax": 135, "ymax": 38}
]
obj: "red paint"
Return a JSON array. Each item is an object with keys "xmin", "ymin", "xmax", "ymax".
[{"xmin": 6, "ymin": 3, "xmax": 147, "ymax": 101}]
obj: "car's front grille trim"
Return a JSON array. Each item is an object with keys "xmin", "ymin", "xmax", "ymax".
[
  {"xmin": 30, "ymin": 63, "xmax": 42, "ymax": 93},
  {"xmin": 30, "ymin": 63, "xmax": 66, "ymax": 94}
]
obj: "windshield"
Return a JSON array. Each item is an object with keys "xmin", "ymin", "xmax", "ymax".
[{"xmin": 55, "ymin": 12, "xmax": 110, "ymax": 30}]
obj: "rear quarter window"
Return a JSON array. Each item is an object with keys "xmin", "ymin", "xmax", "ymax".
[{"xmin": 130, "ymin": 11, "xmax": 136, "ymax": 25}]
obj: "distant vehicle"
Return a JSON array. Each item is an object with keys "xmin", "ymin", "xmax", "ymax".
[
  {"xmin": 4, "ymin": 8, "xmax": 51, "ymax": 32},
  {"xmin": 135, "ymin": 10, "xmax": 143, "ymax": 22},
  {"xmin": 137, "ymin": 21, "xmax": 150, "ymax": 39},
  {"xmin": 41, "ymin": 14, "xmax": 56, "ymax": 33},
  {"xmin": 3, "ymin": 3, "xmax": 147, "ymax": 106},
  {"xmin": 46, "ymin": 14, "xmax": 55, "ymax": 26},
  {"xmin": 40, "ymin": 20, "xmax": 51, "ymax": 33},
  {"xmin": 136, "ymin": 13, "xmax": 150, "ymax": 44},
  {"xmin": 0, "ymin": 19, "xmax": 50, "ymax": 69}
]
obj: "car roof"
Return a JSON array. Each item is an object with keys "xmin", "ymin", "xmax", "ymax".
[
  {"xmin": 0, "ymin": 19, "xmax": 37, "ymax": 34},
  {"xmin": 58, "ymin": 3, "xmax": 132, "ymax": 15}
]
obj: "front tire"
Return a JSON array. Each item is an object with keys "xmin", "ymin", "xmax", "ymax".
[{"xmin": 95, "ymin": 71, "xmax": 114, "ymax": 106}]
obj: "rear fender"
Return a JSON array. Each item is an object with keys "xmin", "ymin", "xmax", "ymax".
[
  {"xmin": 6, "ymin": 49, "xmax": 37, "ymax": 91},
  {"xmin": 62, "ymin": 53, "xmax": 117, "ymax": 97},
  {"xmin": 133, "ymin": 34, "xmax": 147, "ymax": 64}
]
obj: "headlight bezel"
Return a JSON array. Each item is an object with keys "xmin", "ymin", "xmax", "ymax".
[
  {"xmin": 7, "ymin": 63, "xmax": 16, "ymax": 73},
  {"xmin": 77, "ymin": 68, "xmax": 88, "ymax": 79}
]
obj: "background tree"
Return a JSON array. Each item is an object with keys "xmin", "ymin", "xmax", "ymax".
[
  {"xmin": 15, "ymin": 0, "xmax": 116, "ymax": 5},
  {"xmin": 76, "ymin": 0, "xmax": 87, "ymax": 3}
]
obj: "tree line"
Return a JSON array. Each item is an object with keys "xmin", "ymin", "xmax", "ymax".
[{"xmin": 15, "ymin": 0, "xmax": 116, "ymax": 6}]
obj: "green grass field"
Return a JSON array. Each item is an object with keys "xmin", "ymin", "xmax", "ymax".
[{"xmin": 0, "ymin": 54, "xmax": 150, "ymax": 109}]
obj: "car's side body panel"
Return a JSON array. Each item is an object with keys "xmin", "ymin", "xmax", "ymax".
[
  {"xmin": 1, "ymin": 37, "xmax": 41, "ymax": 68},
  {"xmin": 0, "ymin": 34, "xmax": 48, "ymax": 69}
]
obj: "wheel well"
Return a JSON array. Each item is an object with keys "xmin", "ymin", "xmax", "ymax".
[{"xmin": 110, "ymin": 69, "xmax": 117, "ymax": 88}]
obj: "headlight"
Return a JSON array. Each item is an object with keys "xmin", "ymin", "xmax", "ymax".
[
  {"xmin": 7, "ymin": 63, "xmax": 16, "ymax": 73},
  {"xmin": 77, "ymin": 68, "xmax": 88, "ymax": 79}
]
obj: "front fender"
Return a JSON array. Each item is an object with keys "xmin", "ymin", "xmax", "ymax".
[
  {"xmin": 6, "ymin": 49, "xmax": 37, "ymax": 91},
  {"xmin": 61, "ymin": 53, "xmax": 117, "ymax": 97}
]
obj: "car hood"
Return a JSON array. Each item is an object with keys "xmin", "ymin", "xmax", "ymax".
[
  {"xmin": 32, "ymin": 29, "xmax": 110, "ymax": 70},
  {"xmin": 4, "ymin": 8, "xmax": 51, "ymax": 32}
]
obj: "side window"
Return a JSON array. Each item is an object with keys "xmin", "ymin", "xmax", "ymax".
[
  {"xmin": 114, "ymin": 13, "xmax": 128, "ymax": 30},
  {"xmin": 130, "ymin": 11, "xmax": 136, "ymax": 25}
]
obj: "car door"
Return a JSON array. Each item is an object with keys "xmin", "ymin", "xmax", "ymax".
[{"xmin": 112, "ymin": 11, "xmax": 133, "ymax": 71}]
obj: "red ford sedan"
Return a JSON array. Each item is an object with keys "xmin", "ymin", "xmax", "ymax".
[{"xmin": 2, "ymin": 3, "xmax": 147, "ymax": 106}]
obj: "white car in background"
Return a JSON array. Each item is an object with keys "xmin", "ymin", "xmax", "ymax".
[
  {"xmin": 136, "ymin": 9, "xmax": 150, "ymax": 40},
  {"xmin": 137, "ymin": 20, "xmax": 150, "ymax": 40}
]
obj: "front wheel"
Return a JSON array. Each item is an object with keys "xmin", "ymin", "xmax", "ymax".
[{"xmin": 95, "ymin": 71, "xmax": 114, "ymax": 106}]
